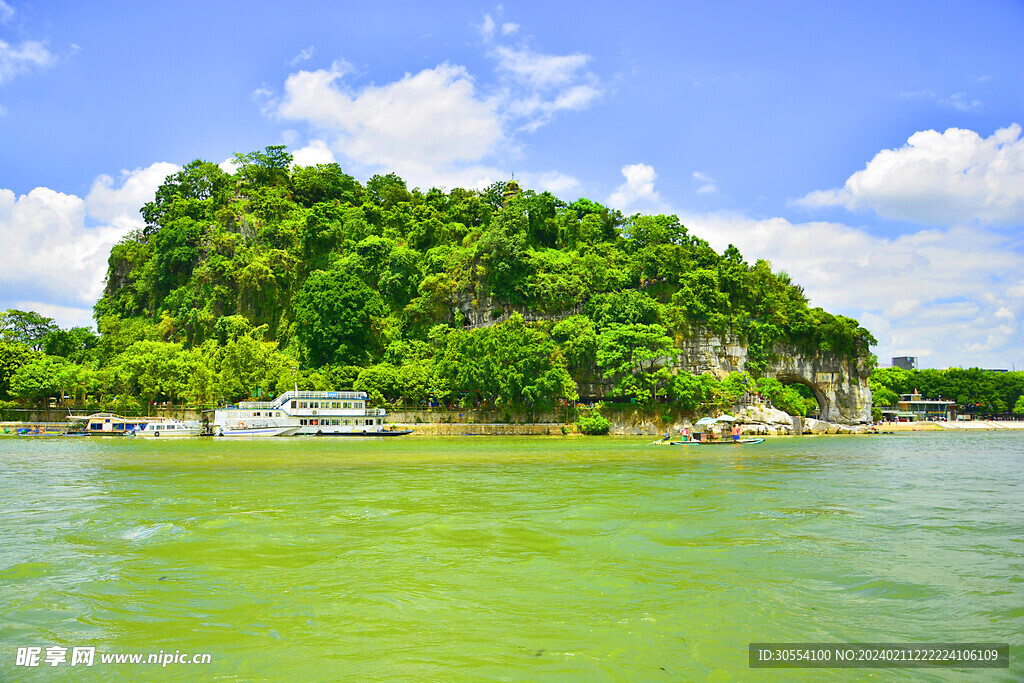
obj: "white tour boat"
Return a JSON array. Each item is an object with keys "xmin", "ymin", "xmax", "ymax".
[{"xmin": 212, "ymin": 390, "xmax": 411, "ymax": 437}]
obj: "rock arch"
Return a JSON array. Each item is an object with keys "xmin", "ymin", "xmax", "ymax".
[
  {"xmin": 672, "ymin": 326, "xmax": 873, "ymax": 424},
  {"xmin": 766, "ymin": 344, "xmax": 872, "ymax": 424},
  {"xmin": 774, "ymin": 373, "xmax": 828, "ymax": 418}
]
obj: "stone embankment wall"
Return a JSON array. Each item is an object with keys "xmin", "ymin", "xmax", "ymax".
[{"xmin": 394, "ymin": 423, "xmax": 565, "ymax": 436}]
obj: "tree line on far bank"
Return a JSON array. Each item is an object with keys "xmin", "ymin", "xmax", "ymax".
[{"xmin": 870, "ymin": 366, "xmax": 1024, "ymax": 417}]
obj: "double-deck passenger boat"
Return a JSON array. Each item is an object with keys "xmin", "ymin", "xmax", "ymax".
[{"xmin": 212, "ymin": 390, "xmax": 411, "ymax": 437}]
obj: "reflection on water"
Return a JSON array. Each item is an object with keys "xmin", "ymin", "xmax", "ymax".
[{"xmin": 1, "ymin": 433, "xmax": 1022, "ymax": 679}]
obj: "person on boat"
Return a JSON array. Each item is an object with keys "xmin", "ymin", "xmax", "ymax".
[
  {"xmin": 681, "ymin": 426, "xmax": 690, "ymax": 442},
  {"xmin": 732, "ymin": 424, "xmax": 741, "ymax": 441}
]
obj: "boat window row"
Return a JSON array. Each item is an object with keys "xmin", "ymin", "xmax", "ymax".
[
  {"xmin": 250, "ymin": 412, "xmax": 282, "ymax": 417},
  {"xmin": 298, "ymin": 418, "xmax": 381, "ymax": 426},
  {"xmin": 89, "ymin": 422, "xmax": 145, "ymax": 431},
  {"xmin": 290, "ymin": 401, "xmax": 362, "ymax": 410}
]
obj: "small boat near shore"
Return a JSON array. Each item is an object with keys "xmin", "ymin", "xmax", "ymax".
[
  {"xmin": 653, "ymin": 438, "xmax": 766, "ymax": 446},
  {"xmin": 128, "ymin": 418, "xmax": 202, "ymax": 438}
]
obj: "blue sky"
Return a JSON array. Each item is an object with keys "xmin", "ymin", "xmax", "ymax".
[{"xmin": 1, "ymin": 0, "xmax": 1022, "ymax": 369}]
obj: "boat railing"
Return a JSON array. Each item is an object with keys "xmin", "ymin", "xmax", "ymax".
[
  {"xmin": 365, "ymin": 408, "xmax": 387, "ymax": 416},
  {"xmin": 236, "ymin": 390, "xmax": 369, "ymax": 410},
  {"xmin": 236, "ymin": 401, "xmax": 277, "ymax": 410}
]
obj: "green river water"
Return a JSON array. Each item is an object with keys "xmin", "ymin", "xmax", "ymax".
[{"xmin": 0, "ymin": 432, "xmax": 1021, "ymax": 681}]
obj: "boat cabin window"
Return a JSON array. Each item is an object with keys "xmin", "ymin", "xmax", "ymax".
[
  {"xmin": 355, "ymin": 402, "xmax": 363, "ymax": 410},
  {"xmin": 343, "ymin": 402, "xmax": 351, "ymax": 409}
]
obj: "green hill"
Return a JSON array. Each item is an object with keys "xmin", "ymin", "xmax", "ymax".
[{"xmin": 12, "ymin": 145, "xmax": 878, "ymax": 414}]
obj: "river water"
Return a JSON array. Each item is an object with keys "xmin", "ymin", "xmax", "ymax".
[{"xmin": 0, "ymin": 433, "xmax": 1021, "ymax": 680}]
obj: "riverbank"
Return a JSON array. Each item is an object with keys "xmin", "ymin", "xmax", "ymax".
[{"xmin": 5, "ymin": 419, "xmax": 1024, "ymax": 437}]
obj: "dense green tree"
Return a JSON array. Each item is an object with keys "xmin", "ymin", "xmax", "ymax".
[
  {"xmin": 43, "ymin": 327, "xmax": 99, "ymax": 363},
  {"xmin": 141, "ymin": 160, "xmax": 231, "ymax": 233},
  {"xmin": 9, "ymin": 354, "xmax": 69, "ymax": 403},
  {"xmin": 551, "ymin": 315, "xmax": 597, "ymax": 371},
  {"xmin": 597, "ymin": 323, "xmax": 675, "ymax": 403},
  {"xmin": 0, "ymin": 310, "xmax": 59, "ymax": 351},
  {"xmin": 293, "ymin": 268, "xmax": 387, "ymax": 367},
  {"xmin": 0, "ymin": 342, "xmax": 34, "ymax": 399},
  {"xmin": 668, "ymin": 371, "xmax": 720, "ymax": 412}
]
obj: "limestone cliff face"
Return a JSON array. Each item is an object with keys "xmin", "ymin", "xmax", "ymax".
[
  {"xmin": 452, "ymin": 297, "xmax": 873, "ymax": 425},
  {"xmin": 673, "ymin": 326, "xmax": 873, "ymax": 424}
]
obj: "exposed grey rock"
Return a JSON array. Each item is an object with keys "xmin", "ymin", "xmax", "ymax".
[{"xmin": 451, "ymin": 296, "xmax": 873, "ymax": 425}]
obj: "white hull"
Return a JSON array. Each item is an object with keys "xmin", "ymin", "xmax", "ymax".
[
  {"xmin": 131, "ymin": 427, "xmax": 203, "ymax": 438},
  {"xmin": 217, "ymin": 426, "xmax": 300, "ymax": 437},
  {"xmin": 127, "ymin": 419, "xmax": 202, "ymax": 437}
]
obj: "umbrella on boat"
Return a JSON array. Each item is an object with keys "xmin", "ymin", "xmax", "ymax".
[
  {"xmin": 715, "ymin": 414, "xmax": 737, "ymax": 422},
  {"xmin": 694, "ymin": 417, "xmax": 717, "ymax": 426}
]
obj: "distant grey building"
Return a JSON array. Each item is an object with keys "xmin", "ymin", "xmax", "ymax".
[{"xmin": 892, "ymin": 356, "xmax": 918, "ymax": 371}]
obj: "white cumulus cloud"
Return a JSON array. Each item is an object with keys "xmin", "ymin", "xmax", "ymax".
[
  {"xmin": 86, "ymin": 162, "xmax": 179, "ymax": 230},
  {"xmin": 608, "ymin": 163, "xmax": 663, "ymax": 211},
  {"xmin": 277, "ymin": 62, "xmax": 503, "ymax": 171},
  {"xmin": 269, "ymin": 14, "xmax": 600, "ymax": 192},
  {"xmin": 794, "ymin": 124, "xmax": 1024, "ymax": 227},
  {"xmin": 0, "ymin": 164, "xmax": 175, "ymax": 323},
  {"xmin": 291, "ymin": 139, "xmax": 336, "ymax": 167},
  {"xmin": 0, "ymin": 39, "xmax": 56, "ymax": 84}
]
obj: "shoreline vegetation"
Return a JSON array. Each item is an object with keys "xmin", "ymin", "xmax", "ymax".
[{"xmin": 1, "ymin": 146, "xmax": 1022, "ymax": 425}]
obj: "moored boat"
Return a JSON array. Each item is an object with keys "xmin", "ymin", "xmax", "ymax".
[
  {"xmin": 73, "ymin": 413, "xmax": 186, "ymax": 436},
  {"xmin": 213, "ymin": 390, "xmax": 410, "ymax": 437},
  {"xmin": 128, "ymin": 418, "xmax": 202, "ymax": 438},
  {"xmin": 654, "ymin": 437, "xmax": 765, "ymax": 446}
]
